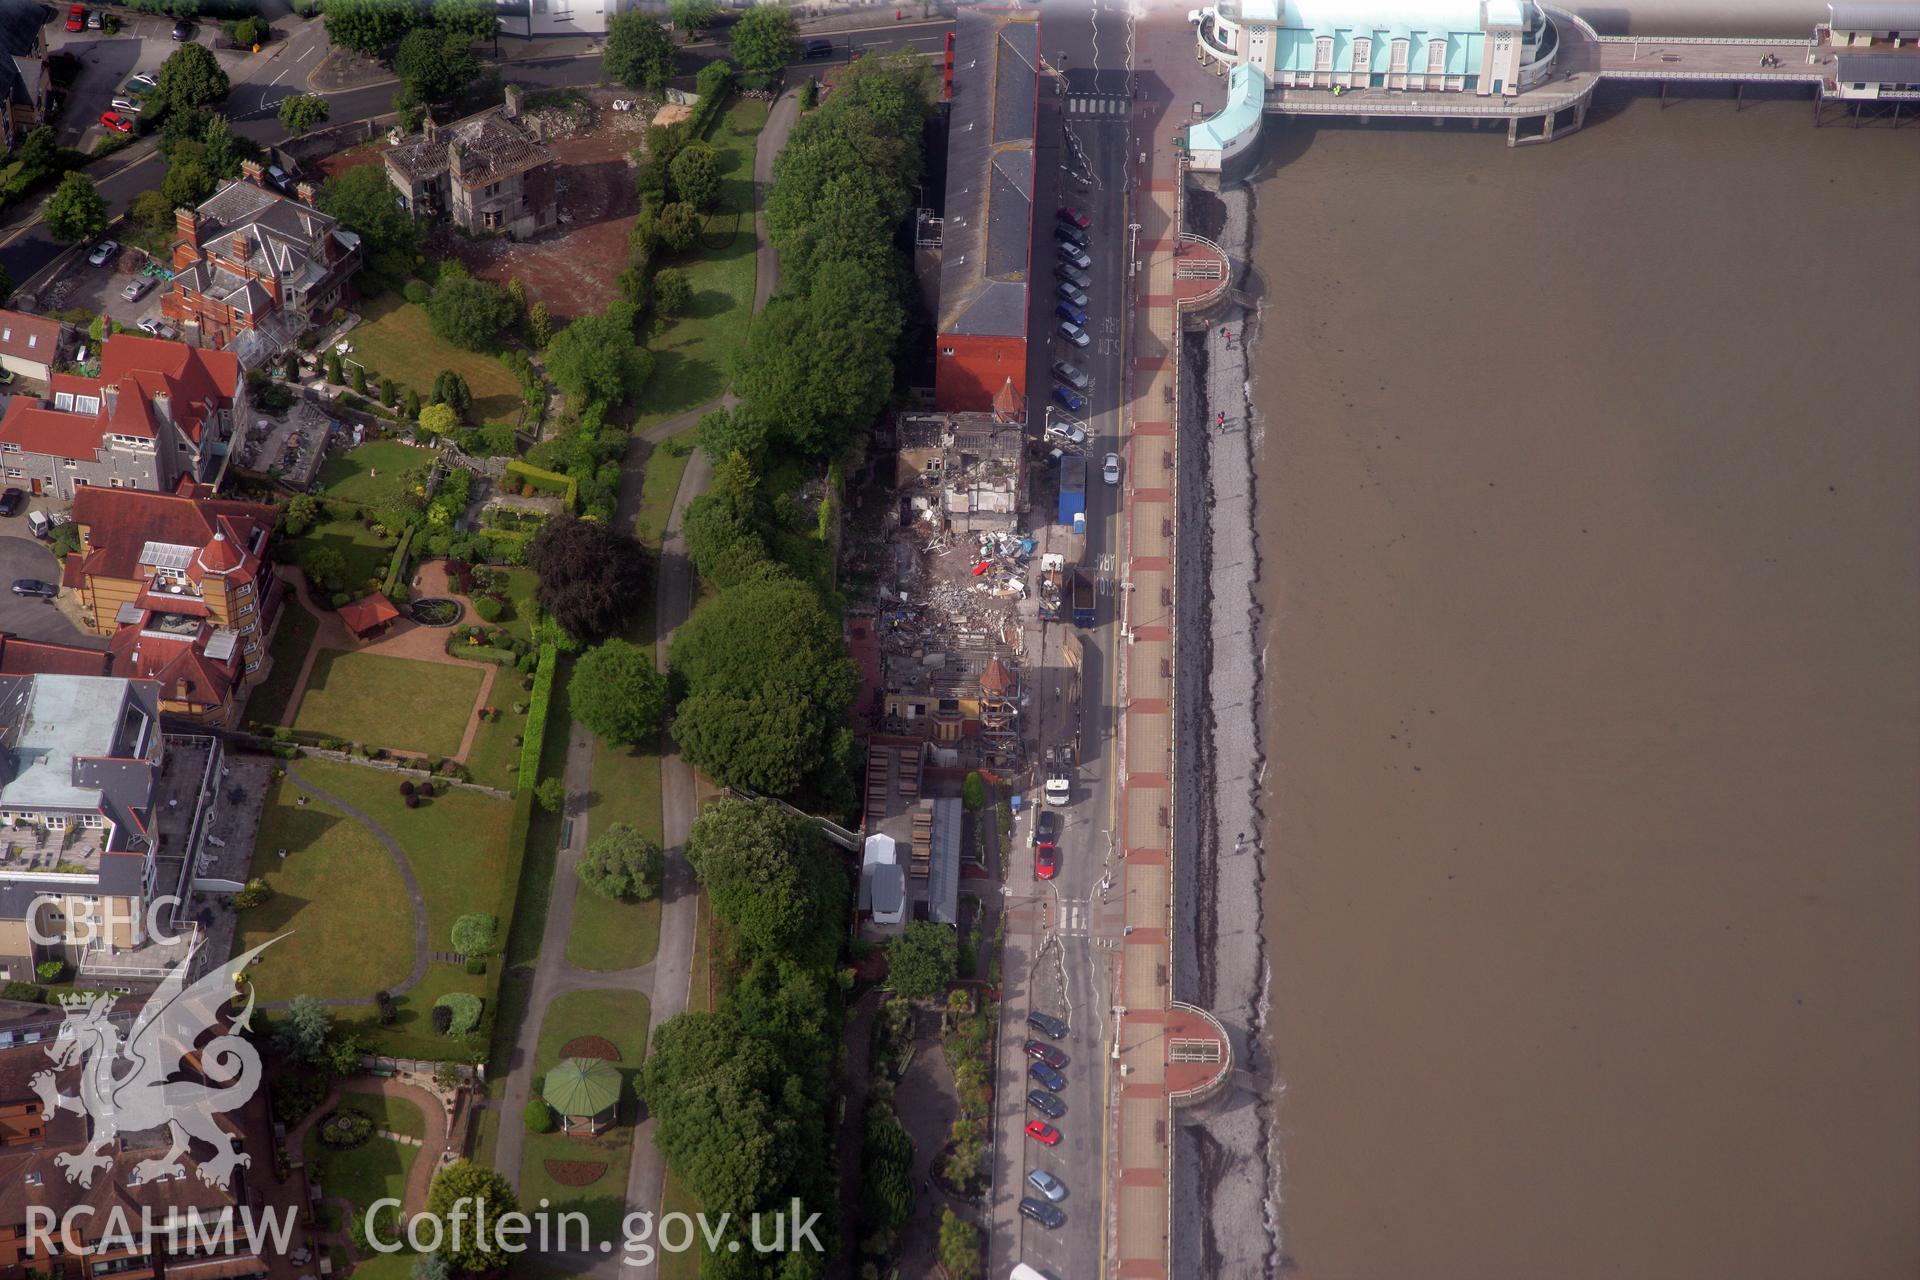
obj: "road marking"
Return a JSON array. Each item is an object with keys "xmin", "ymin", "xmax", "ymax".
[{"xmin": 269, "ymin": 67, "xmax": 288, "ymax": 85}]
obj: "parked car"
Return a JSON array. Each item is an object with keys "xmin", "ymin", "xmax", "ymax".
[
  {"xmin": 1027, "ymin": 1088, "xmax": 1066, "ymax": 1118},
  {"xmin": 1024, "ymin": 1120, "xmax": 1062, "ymax": 1146},
  {"xmin": 1045, "ymin": 420, "xmax": 1086, "ymax": 447},
  {"xmin": 1052, "ymin": 360, "xmax": 1090, "ymax": 391},
  {"xmin": 1024, "ymin": 1039, "xmax": 1069, "ymax": 1070},
  {"xmin": 98, "ymin": 111, "xmax": 133, "ymax": 133},
  {"xmin": 125, "ymin": 73, "xmax": 158, "ymax": 96},
  {"xmin": 1035, "ymin": 844, "xmax": 1057, "ymax": 880},
  {"xmin": 87, "ymin": 240, "xmax": 119, "ymax": 266},
  {"xmin": 1056, "ymin": 205, "xmax": 1091, "ymax": 229},
  {"xmin": 0, "ymin": 489, "xmax": 24, "ymax": 518},
  {"xmin": 1026, "ymin": 1169, "xmax": 1067, "ymax": 1202},
  {"xmin": 1055, "ymin": 261, "xmax": 1092, "ymax": 290},
  {"xmin": 109, "ymin": 97, "xmax": 143, "ymax": 114},
  {"xmin": 171, "ymin": 18, "xmax": 194, "ymax": 40},
  {"xmin": 1103, "ymin": 452, "xmax": 1121, "ymax": 485},
  {"xmin": 1056, "ymin": 243, "xmax": 1093, "ymax": 271},
  {"xmin": 86, "ymin": 9, "xmax": 103, "ymax": 28},
  {"xmin": 11, "ymin": 580, "xmax": 58, "ymax": 599},
  {"xmin": 66, "ymin": 6, "xmax": 86, "ymax": 32},
  {"xmin": 1052, "ymin": 222, "xmax": 1089, "ymax": 249},
  {"xmin": 1029, "ymin": 1061, "xmax": 1066, "ymax": 1091},
  {"xmin": 0, "ymin": 369, "xmax": 13, "ymax": 386},
  {"xmin": 1057, "ymin": 321, "xmax": 1089, "ymax": 348},
  {"xmin": 1032, "ymin": 809, "xmax": 1058, "ymax": 848},
  {"xmin": 122, "ymin": 278, "xmax": 154, "ymax": 302},
  {"xmin": 1052, "ymin": 385, "xmax": 1085, "ymax": 414},
  {"xmin": 1027, "ymin": 1010, "xmax": 1069, "ymax": 1039},
  {"xmin": 1018, "ymin": 1198, "xmax": 1066, "ymax": 1229},
  {"xmin": 27, "ymin": 510, "xmax": 67, "ymax": 540},
  {"xmin": 1054, "ymin": 301, "xmax": 1087, "ymax": 327},
  {"xmin": 803, "ymin": 37, "xmax": 832, "ymax": 57},
  {"xmin": 1056, "ymin": 281, "xmax": 1089, "ymax": 309}
]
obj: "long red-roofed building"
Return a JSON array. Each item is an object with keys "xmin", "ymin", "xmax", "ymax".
[{"xmin": 0, "ymin": 334, "xmax": 245, "ymax": 499}]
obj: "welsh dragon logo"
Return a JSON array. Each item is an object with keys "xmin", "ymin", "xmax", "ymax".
[{"xmin": 30, "ymin": 937, "xmax": 282, "ymax": 1191}]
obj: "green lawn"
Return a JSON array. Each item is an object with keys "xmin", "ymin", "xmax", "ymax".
[
  {"xmin": 519, "ymin": 989, "xmax": 651, "ymax": 1236},
  {"xmin": 657, "ymin": 1171, "xmax": 704, "ymax": 1280},
  {"xmin": 631, "ymin": 440, "xmax": 693, "ymax": 550},
  {"xmin": 349, "ymin": 294, "xmax": 524, "ymax": 423},
  {"xmin": 246, "ymin": 599, "xmax": 318, "ymax": 728},
  {"xmin": 299, "ymin": 517, "xmax": 398, "ymax": 597},
  {"xmin": 317, "ymin": 438, "xmax": 438, "ymax": 509},
  {"xmin": 235, "ymin": 775, "xmax": 415, "ymax": 1000},
  {"xmin": 464, "ymin": 699, "xmax": 529, "ymax": 791},
  {"xmin": 293, "ymin": 650, "xmax": 483, "ymax": 757},
  {"xmin": 565, "ymin": 880, "xmax": 660, "ymax": 973},
  {"xmin": 630, "ymin": 97, "xmax": 768, "ymax": 432},
  {"xmin": 348, "ymin": 1252, "xmax": 418, "ymax": 1280},
  {"xmin": 304, "ymin": 1101, "xmax": 421, "ymax": 1214},
  {"xmin": 346, "ymin": 1090, "xmax": 427, "ymax": 1138},
  {"xmin": 493, "ymin": 567, "xmax": 542, "ymax": 642}
]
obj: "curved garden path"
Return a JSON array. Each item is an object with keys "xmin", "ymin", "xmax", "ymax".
[
  {"xmin": 286, "ymin": 1074, "xmax": 454, "ymax": 1261},
  {"xmin": 263, "ymin": 763, "xmax": 431, "ymax": 1009}
]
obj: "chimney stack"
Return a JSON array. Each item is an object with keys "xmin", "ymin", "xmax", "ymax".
[
  {"xmin": 175, "ymin": 206, "xmax": 200, "ymax": 249},
  {"xmin": 503, "ymin": 84, "xmax": 523, "ymax": 120},
  {"xmin": 240, "ymin": 159, "xmax": 265, "ymax": 186},
  {"xmin": 295, "ymin": 181, "xmax": 317, "ymax": 206}
]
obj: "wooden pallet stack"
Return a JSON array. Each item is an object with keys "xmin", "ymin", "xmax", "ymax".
[{"xmin": 909, "ymin": 800, "xmax": 933, "ymax": 881}]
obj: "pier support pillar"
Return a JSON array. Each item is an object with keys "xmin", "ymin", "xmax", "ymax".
[
  {"xmin": 1660, "ymin": 79, "xmax": 1669, "ymax": 108},
  {"xmin": 1736, "ymin": 81, "xmax": 1745, "ymax": 112},
  {"xmin": 1542, "ymin": 110, "xmax": 1556, "ymax": 142},
  {"xmin": 1506, "ymin": 115, "xmax": 1518, "ymax": 146}
]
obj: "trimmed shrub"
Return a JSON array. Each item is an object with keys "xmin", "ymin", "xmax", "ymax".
[
  {"xmin": 523, "ymin": 1098, "xmax": 555, "ymax": 1134},
  {"xmin": 318, "ymin": 1107, "xmax": 374, "ymax": 1149},
  {"xmin": 434, "ymin": 993, "xmax": 483, "ymax": 1036}
]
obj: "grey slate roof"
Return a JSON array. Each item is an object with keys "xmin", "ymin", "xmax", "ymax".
[
  {"xmin": 937, "ymin": 9, "xmax": 1038, "ymax": 339},
  {"xmin": 925, "ymin": 797, "xmax": 961, "ymax": 926},
  {"xmin": 1834, "ymin": 51, "xmax": 1920, "ymax": 82},
  {"xmin": 1828, "ymin": 4, "xmax": 1920, "ymax": 30}
]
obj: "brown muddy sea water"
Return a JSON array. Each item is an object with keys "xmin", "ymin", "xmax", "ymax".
[{"xmin": 1249, "ymin": 88, "xmax": 1920, "ymax": 1279}]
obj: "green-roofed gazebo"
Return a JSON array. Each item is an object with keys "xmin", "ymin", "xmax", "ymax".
[{"xmin": 543, "ymin": 1057, "xmax": 620, "ymax": 1134}]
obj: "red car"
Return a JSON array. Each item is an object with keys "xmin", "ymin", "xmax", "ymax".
[
  {"xmin": 98, "ymin": 111, "xmax": 132, "ymax": 133},
  {"xmin": 1025, "ymin": 1120, "xmax": 1062, "ymax": 1146},
  {"xmin": 1056, "ymin": 205, "xmax": 1090, "ymax": 230},
  {"xmin": 1036, "ymin": 844, "xmax": 1058, "ymax": 880},
  {"xmin": 66, "ymin": 5, "xmax": 87, "ymax": 31}
]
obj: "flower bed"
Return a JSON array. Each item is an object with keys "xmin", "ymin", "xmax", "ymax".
[{"xmin": 544, "ymin": 1159, "xmax": 608, "ymax": 1187}]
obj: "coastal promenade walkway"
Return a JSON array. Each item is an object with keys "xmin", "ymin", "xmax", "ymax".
[{"xmin": 1102, "ymin": 14, "xmax": 1240, "ymax": 1279}]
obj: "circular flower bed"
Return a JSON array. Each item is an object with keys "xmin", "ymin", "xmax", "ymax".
[
  {"xmin": 544, "ymin": 1159, "xmax": 608, "ymax": 1187},
  {"xmin": 560, "ymin": 1035, "xmax": 621, "ymax": 1061},
  {"xmin": 318, "ymin": 1107, "xmax": 373, "ymax": 1149},
  {"xmin": 409, "ymin": 597, "xmax": 463, "ymax": 627}
]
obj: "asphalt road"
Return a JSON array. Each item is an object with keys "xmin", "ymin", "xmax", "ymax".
[
  {"xmin": 992, "ymin": 5, "xmax": 1139, "ymax": 1278},
  {"xmin": 0, "ymin": 533, "xmax": 98, "ymax": 646},
  {"xmin": 0, "ymin": 21, "xmax": 954, "ymax": 299}
]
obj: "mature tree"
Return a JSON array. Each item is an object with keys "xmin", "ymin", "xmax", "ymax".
[
  {"xmin": 450, "ymin": 913, "xmax": 497, "ymax": 957},
  {"xmin": 604, "ymin": 12, "xmax": 676, "ymax": 93},
  {"xmin": 277, "ymin": 93, "xmax": 331, "ymax": 135},
  {"xmin": 527, "ymin": 516, "xmax": 651, "ymax": 643},
  {"xmin": 161, "ymin": 158, "xmax": 216, "ymax": 210},
  {"xmin": 417, "ymin": 402, "xmax": 457, "ymax": 437},
  {"xmin": 668, "ymin": 577, "xmax": 858, "ymax": 795},
  {"xmin": 543, "ymin": 304, "xmax": 653, "ymax": 410},
  {"xmin": 535, "ymin": 776, "xmax": 566, "ymax": 813},
  {"xmin": 730, "ymin": 5, "xmax": 796, "ymax": 76},
  {"xmin": 423, "ymin": 1162, "xmax": 519, "ymax": 1273},
  {"xmin": 579, "ymin": 822, "xmax": 665, "ymax": 902},
  {"xmin": 394, "ymin": 28, "xmax": 477, "ymax": 104},
  {"xmin": 432, "ymin": 0, "xmax": 499, "ymax": 43},
  {"xmin": 155, "ymin": 42, "xmax": 230, "ymax": 114},
  {"xmin": 655, "ymin": 200, "xmax": 702, "ymax": 253},
  {"xmin": 276, "ymin": 995, "xmax": 333, "ymax": 1064},
  {"xmin": 693, "ymin": 405, "xmax": 770, "ymax": 465},
  {"xmin": 937, "ymin": 1209, "xmax": 983, "ymax": 1280},
  {"xmin": 734, "ymin": 260, "xmax": 901, "ymax": 457},
  {"xmin": 651, "ymin": 267, "xmax": 693, "ymax": 317},
  {"xmin": 886, "ymin": 921, "xmax": 958, "ymax": 1000},
  {"xmin": 301, "ymin": 544, "xmax": 349, "ymax": 591},
  {"xmin": 682, "ymin": 451, "xmax": 773, "ymax": 588},
  {"xmin": 13, "ymin": 126, "xmax": 60, "ymax": 186},
  {"xmin": 428, "ymin": 268, "xmax": 518, "ymax": 351},
  {"xmin": 324, "ymin": 0, "xmax": 421, "ymax": 55},
  {"xmin": 45, "ymin": 173, "xmax": 109, "ymax": 243},
  {"xmin": 431, "ymin": 369, "xmax": 473, "ymax": 420},
  {"xmin": 572, "ymin": 639, "xmax": 668, "ymax": 746},
  {"xmin": 683, "ymin": 798, "xmax": 820, "ymax": 954},
  {"xmin": 528, "ymin": 301, "xmax": 554, "ymax": 347},
  {"xmin": 668, "ymin": 142, "xmax": 719, "ymax": 211},
  {"xmin": 318, "ymin": 164, "xmax": 421, "ymax": 257},
  {"xmin": 637, "ymin": 1012, "xmax": 802, "ymax": 1219},
  {"xmin": 669, "ymin": 0, "xmax": 718, "ymax": 34}
]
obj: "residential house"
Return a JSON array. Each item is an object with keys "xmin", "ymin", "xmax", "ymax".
[
  {"xmin": 0, "ymin": 310, "xmax": 67, "ymax": 383},
  {"xmin": 0, "ymin": 6, "xmax": 48, "ymax": 154},
  {"xmin": 384, "ymin": 86, "xmax": 558, "ymax": 240},
  {"xmin": 163, "ymin": 168, "xmax": 361, "ymax": 365},
  {"xmin": 0, "ymin": 335, "xmax": 244, "ymax": 499},
  {"xmin": 0, "ymin": 1041, "xmax": 271, "ymax": 1280},
  {"xmin": 60, "ymin": 486, "xmax": 280, "ymax": 724}
]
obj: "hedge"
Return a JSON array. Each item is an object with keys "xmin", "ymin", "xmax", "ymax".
[
  {"xmin": 381, "ymin": 525, "xmax": 417, "ymax": 597},
  {"xmin": 518, "ymin": 645, "xmax": 558, "ymax": 795},
  {"xmin": 503, "ymin": 461, "xmax": 578, "ymax": 512}
]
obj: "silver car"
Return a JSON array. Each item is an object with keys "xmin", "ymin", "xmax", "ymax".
[
  {"xmin": 1056, "ymin": 281, "xmax": 1088, "ymax": 307},
  {"xmin": 1057, "ymin": 321, "xmax": 1089, "ymax": 348},
  {"xmin": 1026, "ymin": 1169, "xmax": 1067, "ymax": 1202},
  {"xmin": 1103, "ymin": 451, "xmax": 1121, "ymax": 485}
]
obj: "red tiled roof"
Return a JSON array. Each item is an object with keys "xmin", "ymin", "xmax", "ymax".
[
  {"xmin": 196, "ymin": 528, "xmax": 245, "ymax": 573},
  {"xmin": 107, "ymin": 627, "xmax": 237, "ymax": 707},
  {"xmin": 69, "ymin": 487, "xmax": 277, "ymax": 584},
  {"xmin": 0, "ymin": 336, "xmax": 239, "ymax": 458},
  {"xmin": 338, "ymin": 592, "xmax": 400, "ymax": 636},
  {"xmin": 0, "ymin": 309, "xmax": 62, "ymax": 366},
  {"xmin": 0, "ymin": 633, "xmax": 112, "ymax": 677},
  {"xmin": 0, "ymin": 400, "xmax": 106, "ymax": 457}
]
